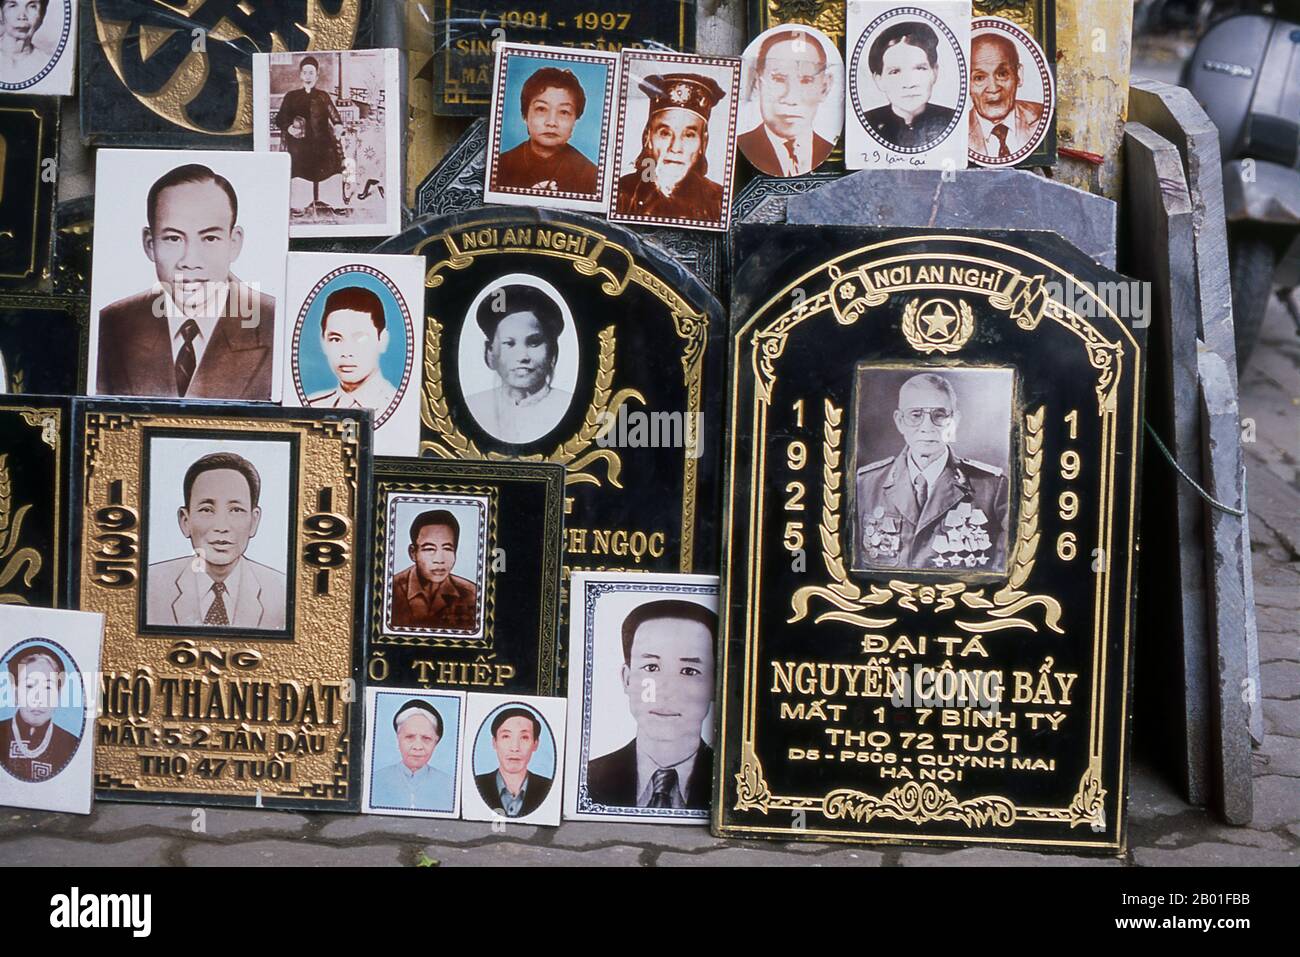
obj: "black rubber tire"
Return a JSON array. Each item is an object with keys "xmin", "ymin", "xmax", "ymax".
[{"xmin": 1229, "ymin": 230, "xmax": 1279, "ymax": 375}]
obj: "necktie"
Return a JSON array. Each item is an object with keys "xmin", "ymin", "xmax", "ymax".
[
  {"xmin": 175, "ymin": 319, "xmax": 200, "ymax": 396},
  {"xmin": 205, "ymin": 581, "xmax": 229, "ymax": 625},
  {"xmin": 649, "ymin": 767, "xmax": 678, "ymax": 808},
  {"xmin": 913, "ymin": 473, "xmax": 929, "ymax": 515},
  {"xmin": 991, "ymin": 123, "xmax": 1011, "ymax": 159},
  {"xmin": 783, "ymin": 138, "xmax": 801, "ymax": 175}
]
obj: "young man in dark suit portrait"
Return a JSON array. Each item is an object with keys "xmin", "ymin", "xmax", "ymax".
[
  {"xmin": 738, "ymin": 29, "xmax": 835, "ymax": 177},
  {"xmin": 474, "ymin": 707, "xmax": 553, "ymax": 818},
  {"xmin": 586, "ymin": 599, "xmax": 716, "ymax": 810},
  {"xmin": 95, "ymin": 164, "xmax": 276, "ymax": 401}
]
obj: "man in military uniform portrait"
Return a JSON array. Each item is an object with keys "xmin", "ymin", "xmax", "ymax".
[
  {"xmin": 306, "ymin": 285, "xmax": 398, "ymax": 413},
  {"xmin": 855, "ymin": 371, "xmax": 1009, "ymax": 573},
  {"xmin": 389, "ymin": 509, "xmax": 480, "ymax": 632},
  {"xmin": 0, "ymin": 644, "xmax": 79, "ymax": 783},
  {"xmin": 967, "ymin": 31, "xmax": 1045, "ymax": 161},
  {"xmin": 863, "ymin": 20, "xmax": 956, "ymax": 150},
  {"xmin": 496, "ymin": 65, "xmax": 599, "ymax": 195},
  {"xmin": 616, "ymin": 72, "xmax": 727, "ymax": 223}
]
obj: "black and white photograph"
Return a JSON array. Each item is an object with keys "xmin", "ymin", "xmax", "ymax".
[
  {"xmin": 284, "ymin": 252, "xmax": 425, "ymax": 456},
  {"xmin": 484, "ymin": 42, "xmax": 619, "ymax": 214},
  {"xmin": 362, "ymin": 688, "xmax": 465, "ymax": 819},
  {"xmin": 0, "ymin": 0, "xmax": 74, "ymax": 96},
  {"xmin": 254, "ymin": 48, "xmax": 402, "ymax": 238},
  {"xmin": 738, "ymin": 24, "xmax": 844, "ymax": 178},
  {"xmin": 846, "ymin": 0, "xmax": 970, "ymax": 169},
  {"xmin": 142, "ymin": 435, "xmax": 294, "ymax": 633},
  {"xmin": 0, "ymin": 606, "xmax": 102, "ymax": 814},
  {"xmin": 460, "ymin": 693, "xmax": 565, "ymax": 827},
  {"xmin": 383, "ymin": 493, "xmax": 490, "ymax": 640},
  {"xmin": 86, "ymin": 149, "xmax": 290, "ymax": 402},
  {"xmin": 967, "ymin": 17, "xmax": 1055, "ymax": 167},
  {"xmin": 608, "ymin": 50, "xmax": 741, "ymax": 232},
  {"xmin": 564, "ymin": 572, "xmax": 718, "ymax": 824},
  {"xmin": 458, "ymin": 274, "xmax": 580, "ymax": 446},
  {"xmin": 851, "ymin": 364, "xmax": 1013, "ymax": 575}
]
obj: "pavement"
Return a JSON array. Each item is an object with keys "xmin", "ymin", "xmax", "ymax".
[{"xmin": 2, "ymin": 298, "xmax": 1297, "ymax": 867}]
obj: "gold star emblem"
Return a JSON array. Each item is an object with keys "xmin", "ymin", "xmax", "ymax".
[{"xmin": 919, "ymin": 300, "xmax": 959, "ymax": 337}]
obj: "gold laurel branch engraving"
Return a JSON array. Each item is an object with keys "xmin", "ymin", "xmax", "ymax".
[
  {"xmin": 790, "ymin": 400, "xmax": 898, "ymax": 629},
  {"xmin": 823, "ymin": 782, "xmax": 1016, "ymax": 828},
  {"xmin": 734, "ymin": 742, "xmax": 772, "ymax": 813},
  {"xmin": 420, "ymin": 317, "xmax": 483, "ymax": 459},
  {"xmin": 1068, "ymin": 767, "xmax": 1107, "ymax": 829},
  {"xmin": 958, "ymin": 299, "xmax": 975, "ymax": 345},
  {"xmin": 900, "ymin": 297, "xmax": 921, "ymax": 345},
  {"xmin": 956, "ymin": 406, "xmax": 1063, "ymax": 635},
  {"xmin": 0, "ymin": 454, "xmax": 11, "ymax": 537}
]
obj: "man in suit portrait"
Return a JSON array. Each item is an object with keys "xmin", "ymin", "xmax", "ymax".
[
  {"xmin": 95, "ymin": 164, "xmax": 276, "ymax": 401},
  {"xmin": 496, "ymin": 65, "xmax": 599, "ymax": 195},
  {"xmin": 0, "ymin": 644, "xmax": 79, "ymax": 783},
  {"xmin": 370, "ymin": 699, "xmax": 454, "ymax": 811},
  {"xmin": 616, "ymin": 73, "xmax": 726, "ymax": 223},
  {"xmin": 473, "ymin": 707, "xmax": 553, "ymax": 818},
  {"xmin": 389, "ymin": 509, "xmax": 479, "ymax": 632},
  {"xmin": 738, "ymin": 29, "xmax": 834, "ymax": 177},
  {"xmin": 586, "ymin": 599, "xmax": 716, "ymax": 810},
  {"xmin": 146, "ymin": 452, "xmax": 287, "ymax": 630},
  {"xmin": 863, "ymin": 20, "xmax": 956, "ymax": 150},
  {"xmin": 855, "ymin": 372, "xmax": 1009, "ymax": 573},
  {"xmin": 968, "ymin": 31, "xmax": 1045, "ymax": 162},
  {"xmin": 306, "ymin": 286, "xmax": 398, "ymax": 413}
]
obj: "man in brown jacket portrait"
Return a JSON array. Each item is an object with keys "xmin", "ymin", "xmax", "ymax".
[{"xmin": 390, "ymin": 509, "xmax": 480, "ymax": 632}]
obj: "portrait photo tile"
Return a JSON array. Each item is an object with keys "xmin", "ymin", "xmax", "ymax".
[
  {"xmin": 967, "ymin": 16, "xmax": 1055, "ymax": 167},
  {"xmin": 460, "ymin": 693, "xmax": 566, "ymax": 827},
  {"xmin": 485, "ymin": 43, "xmax": 620, "ymax": 214},
  {"xmin": 86, "ymin": 148, "xmax": 290, "ymax": 403},
  {"xmin": 362, "ymin": 687, "xmax": 465, "ymax": 819},
  {"xmin": 0, "ymin": 0, "xmax": 76, "ymax": 96},
  {"xmin": 564, "ymin": 571, "xmax": 719, "ymax": 825},
  {"xmin": 284, "ymin": 251, "xmax": 426, "ymax": 456},
  {"xmin": 0, "ymin": 605, "xmax": 104, "ymax": 814},
  {"xmin": 253, "ymin": 48, "xmax": 402, "ymax": 238}
]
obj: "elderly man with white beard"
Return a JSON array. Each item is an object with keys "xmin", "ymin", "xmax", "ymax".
[{"xmin": 616, "ymin": 73, "xmax": 726, "ymax": 222}]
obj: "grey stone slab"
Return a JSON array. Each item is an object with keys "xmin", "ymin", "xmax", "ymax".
[
  {"xmin": 424, "ymin": 842, "xmax": 645, "ymax": 867},
  {"xmin": 0, "ymin": 808, "xmax": 82, "ymax": 838},
  {"xmin": 1132, "ymin": 841, "xmax": 1299, "ymax": 867},
  {"xmin": 1253, "ymin": 583, "xmax": 1300, "ymax": 612},
  {"xmin": 657, "ymin": 846, "xmax": 885, "ymax": 867},
  {"xmin": 1129, "ymin": 78, "xmax": 1240, "ymax": 387},
  {"xmin": 1260, "ymin": 736, "xmax": 1300, "ymax": 777},
  {"xmin": 1245, "ymin": 461, "xmax": 1300, "ymax": 559},
  {"xmin": 1244, "ymin": 471, "xmax": 1265, "ymax": 745},
  {"xmin": 1263, "ymin": 698, "xmax": 1300, "ymax": 739},
  {"xmin": 732, "ymin": 173, "xmax": 840, "ymax": 225},
  {"xmin": 1124, "ymin": 121, "xmax": 1213, "ymax": 805},
  {"xmin": 1262, "ymin": 660, "xmax": 1300, "ymax": 701},
  {"xmin": 549, "ymin": 820, "xmax": 729, "ymax": 852},
  {"xmin": 1258, "ymin": 630, "xmax": 1299, "ymax": 666},
  {"xmin": 784, "ymin": 169, "xmax": 1118, "ymax": 268},
  {"xmin": 181, "ymin": 840, "xmax": 403, "ymax": 867},
  {"xmin": 897, "ymin": 847, "xmax": 1122, "ymax": 867},
  {"xmin": 1199, "ymin": 350, "xmax": 1255, "ymax": 825},
  {"xmin": 317, "ymin": 814, "xmax": 537, "ymax": 845},
  {"xmin": 0, "ymin": 836, "xmax": 173, "ymax": 867},
  {"xmin": 84, "ymin": 803, "xmax": 312, "ymax": 840}
]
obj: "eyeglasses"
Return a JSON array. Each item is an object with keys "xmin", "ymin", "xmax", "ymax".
[{"xmin": 900, "ymin": 407, "xmax": 954, "ymax": 427}]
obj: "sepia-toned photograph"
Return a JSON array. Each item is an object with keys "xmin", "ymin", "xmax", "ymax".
[
  {"xmin": 460, "ymin": 694, "xmax": 565, "ymax": 827},
  {"xmin": 0, "ymin": 0, "xmax": 75, "ymax": 95},
  {"xmin": 285, "ymin": 252, "xmax": 425, "ymax": 456},
  {"xmin": 87, "ymin": 149, "xmax": 290, "ymax": 402},
  {"xmin": 485, "ymin": 43, "xmax": 619, "ymax": 213},
  {"xmin": 142, "ymin": 435, "xmax": 293, "ymax": 632},
  {"xmin": 608, "ymin": 50, "xmax": 741, "ymax": 232},
  {"xmin": 738, "ymin": 24, "xmax": 844, "ymax": 178},
  {"xmin": 564, "ymin": 572, "xmax": 718, "ymax": 824},
  {"xmin": 0, "ymin": 606, "xmax": 102, "ymax": 814},
  {"xmin": 362, "ymin": 688, "xmax": 464, "ymax": 818},
  {"xmin": 846, "ymin": 0, "xmax": 970, "ymax": 169},
  {"xmin": 851, "ymin": 364, "xmax": 1013, "ymax": 575},
  {"xmin": 458, "ymin": 274, "xmax": 580, "ymax": 447},
  {"xmin": 384, "ymin": 494, "xmax": 489, "ymax": 640},
  {"xmin": 254, "ymin": 48, "xmax": 401, "ymax": 238},
  {"xmin": 967, "ymin": 17, "xmax": 1055, "ymax": 167}
]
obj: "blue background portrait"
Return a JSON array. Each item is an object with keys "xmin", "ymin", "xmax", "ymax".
[
  {"xmin": 472, "ymin": 702, "xmax": 557, "ymax": 780},
  {"xmin": 295, "ymin": 269, "xmax": 411, "ymax": 401},
  {"xmin": 0, "ymin": 639, "xmax": 85, "ymax": 741},
  {"xmin": 370, "ymin": 691, "xmax": 462, "ymax": 812},
  {"xmin": 500, "ymin": 55, "xmax": 611, "ymax": 164}
]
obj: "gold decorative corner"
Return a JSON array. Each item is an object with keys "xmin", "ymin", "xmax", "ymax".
[
  {"xmin": 823, "ymin": 782, "xmax": 1016, "ymax": 828},
  {"xmin": 734, "ymin": 742, "xmax": 772, "ymax": 813},
  {"xmin": 1068, "ymin": 767, "xmax": 1108, "ymax": 829}
]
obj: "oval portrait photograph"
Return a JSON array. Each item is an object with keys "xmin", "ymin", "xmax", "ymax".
[
  {"xmin": 738, "ymin": 23, "xmax": 844, "ymax": 178},
  {"xmin": 292, "ymin": 265, "xmax": 414, "ymax": 428},
  {"xmin": 470, "ymin": 701, "xmax": 557, "ymax": 819},
  {"xmin": 967, "ymin": 17, "xmax": 1055, "ymax": 167},
  {"xmin": 0, "ymin": 0, "xmax": 72, "ymax": 92},
  {"xmin": 0, "ymin": 639, "xmax": 85, "ymax": 784},
  {"xmin": 458, "ymin": 273, "xmax": 580, "ymax": 446},
  {"xmin": 849, "ymin": 6, "xmax": 968, "ymax": 154}
]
